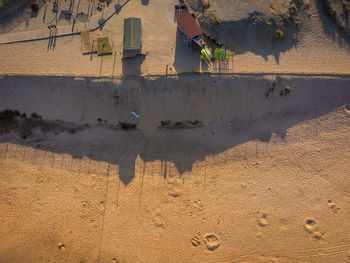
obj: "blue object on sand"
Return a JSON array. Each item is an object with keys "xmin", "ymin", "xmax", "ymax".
[{"xmin": 131, "ymin": 111, "xmax": 140, "ymax": 118}]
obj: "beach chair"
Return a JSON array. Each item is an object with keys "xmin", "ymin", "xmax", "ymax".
[
  {"xmin": 225, "ymin": 50, "xmax": 231, "ymax": 60},
  {"xmin": 205, "ymin": 47, "xmax": 213, "ymax": 58},
  {"xmin": 214, "ymin": 48, "xmax": 221, "ymax": 59},
  {"xmin": 201, "ymin": 48, "xmax": 211, "ymax": 62}
]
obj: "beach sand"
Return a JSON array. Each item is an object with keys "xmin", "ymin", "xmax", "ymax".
[
  {"xmin": 0, "ymin": 0, "xmax": 349, "ymax": 76},
  {"xmin": 0, "ymin": 0, "xmax": 350, "ymax": 262},
  {"xmin": 1, "ymin": 106, "xmax": 350, "ymax": 262}
]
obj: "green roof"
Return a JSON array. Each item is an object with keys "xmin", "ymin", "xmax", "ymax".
[{"xmin": 124, "ymin": 17, "xmax": 141, "ymax": 50}]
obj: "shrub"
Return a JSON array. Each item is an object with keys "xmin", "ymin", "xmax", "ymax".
[
  {"xmin": 119, "ymin": 121, "xmax": 136, "ymax": 130},
  {"xmin": 0, "ymin": 109, "xmax": 20, "ymax": 120},
  {"xmin": 280, "ymin": 86, "xmax": 291, "ymax": 96},
  {"xmin": 202, "ymin": 0, "xmax": 210, "ymax": 9},
  {"xmin": 160, "ymin": 120, "xmax": 171, "ymax": 127},
  {"xmin": 275, "ymin": 29, "xmax": 284, "ymax": 39},
  {"xmin": 345, "ymin": 6, "xmax": 350, "ymax": 14},
  {"xmin": 212, "ymin": 15, "xmax": 221, "ymax": 25},
  {"xmin": 289, "ymin": 4, "xmax": 297, "ymax": 14},
  {"xmin": 187, "ymin": 120, "xmax": 201, "ymax": 126},
  {"xmin": 31, "ymin": 112, "xmax": 40, "ymax": 118}
]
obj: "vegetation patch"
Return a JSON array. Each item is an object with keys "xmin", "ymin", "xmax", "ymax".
[
  {"xmin": 320, "ymin": 0, "xmax": 350, "ymax": 36},
  {"xmin": 119, "ymin": 121, "xmax": 136, "ymax": 130},
  {"xmin": 201, "ymin": 0, "xmax": 210, "ymax": 9},
  {"xmin": 0, "ymin": 109, "xmax": 20, "ymax": 121},
  {"xmin": 160, "ymin": 120, "xmax": 202, "ymax": 129}
]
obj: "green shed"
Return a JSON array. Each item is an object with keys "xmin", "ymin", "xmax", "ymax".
[{"xmin": 123, "ymin": 17, "xmax": 142, "ymax": 58}]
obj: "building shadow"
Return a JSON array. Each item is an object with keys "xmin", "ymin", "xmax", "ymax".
[
  {"xmin": 0, "ymin": 74, "xmax": 350, "ymax": 185},
  {"xmin": 173, "ymin": 28, "xmax": 201, "ymax": 73},
  {"xmin": 122, "ymin": 54, "xmax": 146, "ymax": 77}
]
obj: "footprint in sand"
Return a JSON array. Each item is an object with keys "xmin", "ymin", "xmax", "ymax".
[
  {"xmin": 191, "ymin": 233, "xmax": 201, "ymax": 247},
  {"xmin": 304, "ymin": 219, "xmax": 324, "ymax": 240},
  {"xmin": 204, "ymin": 234, "xmax": 220, "ymax": 251},
  {"xmin": 328, "ymin": 200, "xmax": 339, "ymax": 213},
  {"xmin": 304, "ymin": 219, "xmax": 316, "ymax": 233},
  {"xmin": 152, "ymin": 212, "xmax": 166, "ymax": 228},
  {"xmin": 258, "ymin": 214, "xmax": 268, "ymax": 227},
  {"xmin": 57, "ymin": 242, "xmax": 65, "ymax": 250}
]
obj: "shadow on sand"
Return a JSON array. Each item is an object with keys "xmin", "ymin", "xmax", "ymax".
[
  {"xmin": 0, "ymin": 74, "xmax": 349, "ymax": 185},
  {"xmin": 316, "ymin": 0, "xmax": 350, "ymax": 51},
  {"xmin": 173, "ymin": 28, "xmax": 201, "ymax": 72}
]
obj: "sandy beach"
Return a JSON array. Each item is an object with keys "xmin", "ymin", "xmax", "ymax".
[
  {"xmin": 0, "ymin": 0, "xmax": 350, "ymax": 262},
  {"xmin": 0, "ymin": 0, "xmax": 349, "ymax": 76}
]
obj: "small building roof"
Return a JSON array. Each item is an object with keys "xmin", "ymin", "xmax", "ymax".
[
  {"xmin": 124, "ymin": 17, "xmax": 141, "ymax": 50},
  {"xmin": 97, "ymin": 37, "xmax": 112, "ymax": 56},
  {"xmin": 176, "ymin": 11, "xmax": 202, "ymax": 39}
]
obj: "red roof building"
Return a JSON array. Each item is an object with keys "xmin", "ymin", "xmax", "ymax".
[{"xmin": 176, "ymin": 11, "xmax": 202, "ymax": 39}]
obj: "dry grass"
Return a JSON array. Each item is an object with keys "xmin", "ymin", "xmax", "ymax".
[
  {"xmin": 201, "ymin": 0, "xmax": 210, "ymax": 9},
  {"xmin": 0, "ymin": 0, "xmax": 10, "ymax": 8},
  {"xmin": 212, "ymin": 14, "xmax": 221, "ymax": 25},
  {"xmin": 274, "ymin": 29, "xmax": 284, "ymax": 39}
]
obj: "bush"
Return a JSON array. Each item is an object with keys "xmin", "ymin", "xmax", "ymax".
[
  {"xmin": 0, "ymin": 109, "xmax": 20, "ymax": 120},
  {"xmin": 160, "ymin": 120, "xmax": 171, "ymax": 127},
  {"xmin": 212, "ymin": 15, "xmax": 221, "ymax": 25},
  {"xmin": 202, "ymin": 0, "xmax": 210, "ymax": 9},
  {"xmin": 280, "ymin": 86, "xmax": 291, "ymax": 96},
  {"xmin": 31, "ymin": 112, "xmax": 40, "ymax": 118},
  {"xmin": 289, "ymin": 4, "xmax": 297, "ymax": 14},
  {"xmin": 274, "ymin": 29, "xmax": 284, "ymax": 39},
  {"xmin": 119, "ymin": 121, "xmax": 136, "ymax": 130}
]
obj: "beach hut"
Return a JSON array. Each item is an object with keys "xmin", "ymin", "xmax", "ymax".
[
  {"xmin": 175, "ymin": 11, "xmax": 202, "ymax": 47},
  {"xmin": 123, "ymin": 17, "xmax": 142, "ymax": 58}
]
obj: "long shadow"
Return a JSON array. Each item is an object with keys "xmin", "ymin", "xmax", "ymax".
[
  {"xmin": 0, "ymin": 74, "xmax": 349, "ymax": 185},
  {"xmin": 173, "ymin": 28, "xmax": 201, "ymax": 72},
  {"xmin": 0, "ymin": 1, "xmax": 30, "ymax": 34},
  {"xmin": 122, "ymin": 54, "xmax": 146, "ymax": 76},
  {"xmin": 316, "ymin": 0, "xmax": 350, "ymax": 50},
  {"xmin": 200, "ymin": 12, "xmax": 299, "ymax": 62}
]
